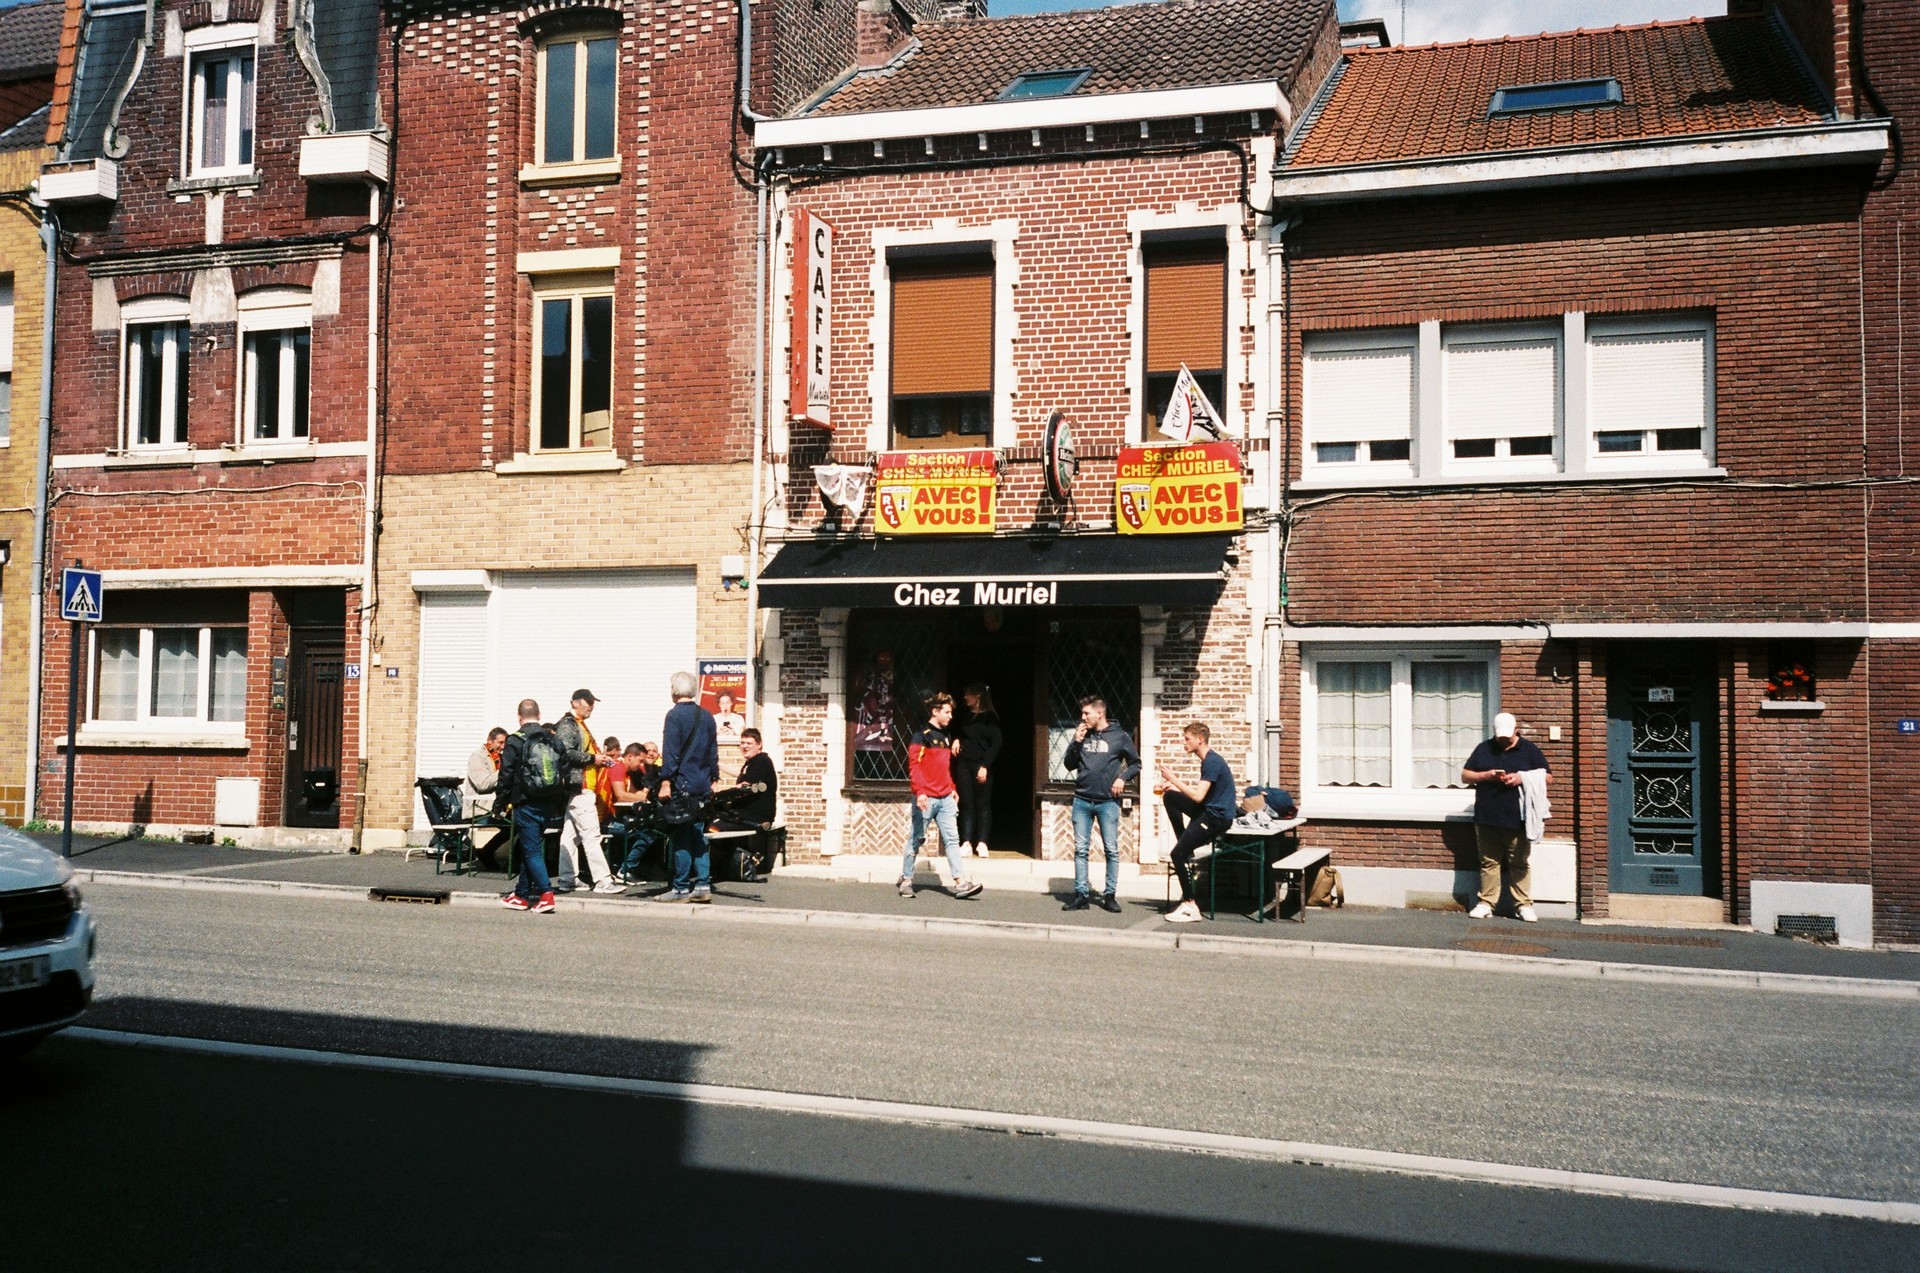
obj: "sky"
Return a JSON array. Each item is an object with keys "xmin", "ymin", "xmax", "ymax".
[{"xmin": 989, "ymin": 0, "xmax": 1727, "ymax": 42}]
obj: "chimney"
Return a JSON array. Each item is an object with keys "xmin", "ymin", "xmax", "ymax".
[
  {"xmin": 1729, "ymin": 0, "xmax": 1854, "ymax": 118},
  {"xmin": 856, "ymin": 0, "xmax": 913, "ymax": 69},
  {"xmin": 936, "ymin": 2, "xmax": 988, "ymax": 19}
]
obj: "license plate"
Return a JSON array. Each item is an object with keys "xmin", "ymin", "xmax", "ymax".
[{"xmin": 0, "ymin": 955, "xmax": 51, "ymax": 993}]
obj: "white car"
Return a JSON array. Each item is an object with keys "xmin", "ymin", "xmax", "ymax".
[{"xmin": 0, "ymin": 826, "xmax": 96, "ymax": 1060}]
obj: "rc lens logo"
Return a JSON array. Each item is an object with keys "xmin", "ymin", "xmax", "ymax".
[
  {"xmin": 1118, "ymin": 484, "xmax": 1150, "ymax": 531},
  {"xmin": 878, "ymin": 486, "xmax": 907, "ymax": 530}
]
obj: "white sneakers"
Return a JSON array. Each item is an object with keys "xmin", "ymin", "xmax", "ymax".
[
  {"xmin": 1468, "ymin": 901, "xmax": 1494, "ymax": 919},
  {"xmin": 1469, "ymin": 900, "xmax": 1539, "ymax": 922},
  {"xmin": 1164, "ymin": 900, "xmax": 1203, "ymax": 924},
  {"xmin": 975, "ymin": 843, "xmax": 991, "ymax": 858},
  {"xmin": 1517, "ymin": 905, "xmax": 1539, "ymax": 923}
]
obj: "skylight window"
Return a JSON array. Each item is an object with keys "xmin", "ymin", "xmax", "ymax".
[
  {"xmin": 999, "ymin": 69, "xmax": 1092, "ymax": 102},
  {"xmin": 1488, "ymin": 77, "xmax": 1622, "ymax": 116}
]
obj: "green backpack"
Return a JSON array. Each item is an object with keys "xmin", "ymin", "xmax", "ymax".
[{"xmin": 517, "ymin": 727, "xmax": 567, "ymax": 802}]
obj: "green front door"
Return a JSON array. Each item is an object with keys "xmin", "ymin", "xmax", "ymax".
[{"xmin": 1606, "ymin": 647, "xmax": 1718, "ymax": 896}]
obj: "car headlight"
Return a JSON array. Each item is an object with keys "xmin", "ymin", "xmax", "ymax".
[{"xmin": 63, "ymin": 880, "xmax": 84, "ymax": 909}]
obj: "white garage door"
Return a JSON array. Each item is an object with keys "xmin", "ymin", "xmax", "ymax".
[{"xmin": 415, "ymin": 593, "xmax": 490, "ymax": 782}]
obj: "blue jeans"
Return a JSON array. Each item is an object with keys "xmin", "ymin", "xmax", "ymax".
[
  {"xmin": 669, "ymin": 820, "xmax": 710, "ymax": 893},
  {"xmin": 1072, "ymin": 796, "xmax": 1122, "ymax": 897},
  {"xmin": 512, "ymin": 803, "xmax": 555, "ymax": 899},
  {"xmin": 902, "ymin": 793, "xmax": 968, "ymax": 881},
  {"xmin": 613, "ymin": 824, "xmax": 663, "ymax": 875}
]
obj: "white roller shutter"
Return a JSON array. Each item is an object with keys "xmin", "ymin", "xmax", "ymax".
[
  {"xmin": 0, "ymin": 276, "xmax": 14, "ymax": 374},
  {"xmin": 1590, "ymin": 328, "xmax": 1706, "ymax": 432},
  {"xmin": 488, "ymin": 570, "xmax": 697, "ymax": 748},
  {"xmin": 1444, "ymin": 335, "xmax": 1558, "ymax": 441},
  {"xmin": 1304, "ymin": 341, "xmax": 1414, "ymax": 444},
  {"xmin": 414, "ymin": 592, "xmax": 491, "ymax": 827}
]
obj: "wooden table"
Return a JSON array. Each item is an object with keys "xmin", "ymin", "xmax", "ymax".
[{"xmin": 1186, "ymin": 817, "xmax": 1307, "ymax": 922}]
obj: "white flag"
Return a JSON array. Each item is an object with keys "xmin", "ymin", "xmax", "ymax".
[{"xmin": 1158, "ymin": 364, "xmax": 1223, "ymax": 444}]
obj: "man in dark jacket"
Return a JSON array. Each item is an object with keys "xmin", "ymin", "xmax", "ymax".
[
  {"xmin": 655, "ymin": 670, "xmax": 720, "ymax": 903},
  {"xmin": 553, "ymin": 689, "xmax": 622, "ymax": 894},
  {"xmin": 498, "ymin": 698, "xmax": 562, "ymax": 913},
  {"xmin": 1062, "ymin": 695, "xmax": 1140, "ymax": 912}
]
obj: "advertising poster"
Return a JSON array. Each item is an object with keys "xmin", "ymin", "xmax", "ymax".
[
  {"xmin": 789, "ymin": 209, "xmax": 832, "ymax": 428},
  {"xmin": 874, "ymin": 448, "xmax": 997, "ymax": 536},
  {"xmin": 698, "ymin": 658, "xmax": 748, "ymax": 747},
  {"xmin": 1115, "ymin": 441, "xmax": 1244, "ymax": 535},
  {"xmin": 851, "ymin": 649, "xmax": 898, "ymax": 754}
]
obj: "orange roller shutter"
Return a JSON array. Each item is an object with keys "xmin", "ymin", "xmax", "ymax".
[
  {"xmin": 1145, "ymin": 253, "xmax": 1226, "ymax": 374},
  {"xmin": 892, "ymin": 262, "xmax": 993, "ymax": 397}
]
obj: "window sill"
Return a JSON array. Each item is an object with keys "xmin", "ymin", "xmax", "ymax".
[
  {"xmin": 58, "ymin": 729, "xmax": 250, "ymax": 751},
  {"xmin": 101, "ymin": 448, "xmax": 195, "ymax": 470},
  {"xmin": 167, "ymin": 172, "xmax": 262, "ymax": 196},
  {"xmin": 519, "ymin": 158, "xmax": 622, "ymax": 187},
  {"xmin": 1301, "ymin": 787, "xmax": 1476, "ymax": 823},
  {"xmin": 219, "ymin": 441, "xmax": 317, "ymax": 466},
  {"xmin": 1758, "ymin": 700, "xmax": 1825, "ymax": 715},
  {"xmin": 1291, "ymin": 466, "xmax": 1728, "ymax": 493},
  {"xmin": 492, "ymin": 450, "xmax": 627, "ymax": 476}
]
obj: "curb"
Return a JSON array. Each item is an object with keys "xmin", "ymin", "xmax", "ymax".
[{"xmin": 75, "ymin": 868, "xmax": 1920, "ymax": 1000}]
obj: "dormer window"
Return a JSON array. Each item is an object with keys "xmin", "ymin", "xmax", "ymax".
[
  {"xmin": 184, "ymin": 24, "xmax": 259, "ymax": 179},
  {"xmin": 998, "ymin": 68, "xmax": 1092, "ymax": 102},
  {"xmin": 1488, "ymin": 77, "xmax": 1621, "ymax": 117}
]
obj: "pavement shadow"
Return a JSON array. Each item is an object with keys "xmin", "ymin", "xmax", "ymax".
[{"xmin": 7, "ymin": 1001, "xmax": 1669, "ymax": 1271}]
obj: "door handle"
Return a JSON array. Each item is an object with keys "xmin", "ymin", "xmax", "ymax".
[
  {"xmin": 1608, "ymin": 771, "xmax": 1624, "ymax": 782},
  {"xmin": 288, "ymin": 721, "xmax": 299, "ymax": 752}
]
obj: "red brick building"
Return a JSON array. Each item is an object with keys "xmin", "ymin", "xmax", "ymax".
[
  {"xmin": 1267, "ymin": 2, "xmax": 1914, "ymax": 943},
  {"xmin": 751, "ymin": 0, "xmax": 1339, "ymax": 877},
  {"xmin": 36, "ymin": 0, "xmax": 385, "ymax": 843}
]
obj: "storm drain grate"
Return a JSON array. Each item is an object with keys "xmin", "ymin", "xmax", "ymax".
[
  {"xmin": 369, "ymin": 888, "xmax": 451, "ymax": 905},
  {"xmin": 1775, "ymin": 913, "xmax": 1839, "ymax": 944},
  {"xmin": 1456, "ymin": 937, "xmax": 1555, "ymax": 957},
  {"xmin": 1465, "ymin": 925, "xmax": 1722, "ymax": 949}
]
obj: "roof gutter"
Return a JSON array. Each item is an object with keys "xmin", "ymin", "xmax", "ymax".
[
  {"xmin": 755, "ymin": 79, "xmax": 1289, "ymax": 150},
  {"xmin": 1270, "ymin": 119, "xmax": 1891, "ymax": 205}
]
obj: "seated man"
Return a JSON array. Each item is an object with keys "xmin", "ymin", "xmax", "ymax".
[
  {"xmin": 711, "ymin": 728, "xmax": 778, "ymax": 875},
  {"xmin": 464, "ymin": 727, "xmax": 511, "ymax": 869},
  {"xmin": 607, "ymin": 743, "xmax": 663, "ymax": 884},
  {"xmin": 1155, "ymin": 721, "xmax": 1236, "ymax": 924}
]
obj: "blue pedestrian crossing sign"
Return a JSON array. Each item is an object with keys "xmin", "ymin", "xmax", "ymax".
[{"xmin": 60, "ymin": 568, "xmax": 103, "ymax": 623}]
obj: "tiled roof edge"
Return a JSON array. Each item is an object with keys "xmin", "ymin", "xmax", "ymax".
[
  {"xmin": 1343, "ymin": 11, "xmax": 1748, "ymax": 57},
  {"xmin": 1278, "ymin": 53, "xmax": 1344, "ymax": 166},
  {"xmin": 1765, "ymin": 4, "xmax": 1837, "ymax": 122}
]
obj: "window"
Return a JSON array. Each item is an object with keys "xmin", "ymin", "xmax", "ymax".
[
  {"xmin": 539, "ymin": 35, "xmax": 618, "ymax": 166},
  {"xmin": 531, "ymin": 275, "xmax": 614, "ymax": 452},
  {"xmin": 889, "ymin": 255, "xmax": 993, "ymax": 449},
  {"xmin": 846, "ymin": 614, "xmax": 945, "ymax": 783},
  {"xmin": 190, "ymin": 47, "xmax": 255, "ymax": 176},
  {"xmin": 1303, "ymin": 331, "xmax": 1415, "ymax": 468},
  {"xmin": 999, "ymin": 68, "xmax": 1092, "ymax": 101},
  {"xmin": 89, "ymin": 592, "xmax": 248, "ymax": 732},
  {"xmin": 1443, "ymin": 325, "xmax": 1560, "ymax": 469},
  {"xmin": 238, "ymin": 289, "xmax": 312, "ymax": 443},
  {"xmin": 1490, "ymin": 78, "xmax": 1622, "ymax": 116},
  {"xmin": 121, "ymin": 298, "xmax": 191, "ymax": 450},
  {"xmin": 1303, "ymin": 647, "xmax": 1497, "ymax": 816},
  {"xmin": 0, "ymin": 274, "xmax": 12, "ymax": 444},
  {"xmin": 1143, "ymin": 241, "xmax": 1227, "ymax": 438},
  {"xmin": 1588, "ymin": 317, "xmax": 1711, "ymax": 463}
]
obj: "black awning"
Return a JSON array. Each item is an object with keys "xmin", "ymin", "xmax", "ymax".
[{"xmin": 755, "ymin": 534, "xmax": 1233, "ymax": 610}]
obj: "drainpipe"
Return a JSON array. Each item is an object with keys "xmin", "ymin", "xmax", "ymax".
[
  {"xmin": 352, "ymin": 186, "xmax": 381, "ymax": 853},
  {"xmin": 23, "ymin": 211, "xmax": 55, "ymax": 823},
  {"xmin": 1262, "ymin": 215, "xmax": 1295, "ymax": 784},
  {"xmin": 740, "ymin": 0, "xmax": 771, "ymax": 728}
]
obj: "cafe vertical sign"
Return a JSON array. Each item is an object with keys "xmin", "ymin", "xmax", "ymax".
[
  {"xmin": 875, "ymin": 449, "xmax": 997, "ymax": 535},
  {"xmin": 789, "ymin": 209, "xmax": 833, "ymax": 428},
  {"xmin": 1115, "ymin": 441, "xmax": 1243, "ymax": 534}
]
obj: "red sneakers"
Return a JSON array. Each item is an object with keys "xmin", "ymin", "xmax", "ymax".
[
  {"xmin": 500, "ymin": 893, "xmax": 531, "ymax": 911},
  {"xmin": 531, "ymin": 891, "xmax": 557, "ymax": 914}
]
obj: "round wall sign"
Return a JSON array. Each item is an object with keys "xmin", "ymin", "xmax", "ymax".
[{"xmin": 1043, "ymin": 410, "xmax": 1078, "ymax": 503}]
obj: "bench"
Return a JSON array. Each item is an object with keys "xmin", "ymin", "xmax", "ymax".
[
  {"xmin": 1268, "ymin": 842, "xmax": 1331, "ymax": 923},
  {"xmin": 706, "ymin": 824, "xmax": 786, "ymax": 882},
  {"xmin": 1173, "ymin": 817, "xmax": 1307, "ymax": 922}
]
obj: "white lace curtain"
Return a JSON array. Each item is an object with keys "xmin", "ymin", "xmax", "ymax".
[
  {"xmin": 1412, "ymin": 662, "xmax": 1486, "ymax": 788},
  {"xmin": 1318, "ymin": 661, "xmax": 1391, "ymax": 786}
]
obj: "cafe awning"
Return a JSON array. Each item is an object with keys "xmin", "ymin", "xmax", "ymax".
[{"xmin": 755, "ymin": 533, "xmax": 1233, "ymax": 610}]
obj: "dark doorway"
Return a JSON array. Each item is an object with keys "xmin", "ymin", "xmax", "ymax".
[
  {"xmin": 284, "ymin": 591, "xmax": 348, "ymax": 829},
  {"xmin": 1606, "ymin": 644, "xmax": 1719, "ymax": 897},
  {"xmin": 948, "ymin": 618, "xmax": 1035, "ymax": 855}
]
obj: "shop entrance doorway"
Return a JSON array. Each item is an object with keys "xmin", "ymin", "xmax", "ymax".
[{"xmin": 948, "ymin": 632, "xmax": 1035, "ymax": 856}]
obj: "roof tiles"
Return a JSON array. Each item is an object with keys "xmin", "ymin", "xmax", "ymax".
[
  {"xmin": 806, "ymin": 0, "xmax": 1331, "ymax": 117},
  {"xmin": 1286, "ymin": 15, "xmax": 1831, "ymax": 169}
]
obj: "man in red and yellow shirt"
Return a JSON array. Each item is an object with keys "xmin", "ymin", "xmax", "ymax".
[{"xmin": 897, "ymin": 692, "xmax": 983, "ymax": 901}]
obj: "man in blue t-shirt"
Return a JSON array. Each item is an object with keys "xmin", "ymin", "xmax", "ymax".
[
  {"xmin": 1156, "ymin": 721, "xmax": 1237, "ymax": 924},
  {"xmin": 1461, "ymin": 711, "xmax": 1552, "ymax": 922}
]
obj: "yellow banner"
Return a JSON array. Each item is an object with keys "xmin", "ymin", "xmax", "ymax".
[
  {"xmin": 874, "ymin": 448, "xmax": 997, "ymax": 535},
  {"xmin": 1115, "ymin": 442, "xmax": 1243, "ymax": 535}
]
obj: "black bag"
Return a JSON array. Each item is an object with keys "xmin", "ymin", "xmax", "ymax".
[
  {"xmin": 658, "ymin": 791, "xmax": 704, "ymax": 826},
  {"xmin": 509, "ymin": 728, "xmax": 568, "ymax": 804}
]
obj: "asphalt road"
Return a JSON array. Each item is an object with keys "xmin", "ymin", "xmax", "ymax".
[
  {"xmin": 66, "ymin": 884, "xmax": 1920, "ymax": 1209},
  {"xmin": 9, "ymin": 1034, "xmax": 1917, "ymax": 1272}
]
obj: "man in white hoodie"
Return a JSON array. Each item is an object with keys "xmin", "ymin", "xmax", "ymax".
[{"xmin": 1461, "ymin": 712, "xmax": 1551, "ymax": 922}]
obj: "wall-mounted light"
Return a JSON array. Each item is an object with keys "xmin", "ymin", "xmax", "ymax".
[{"xmin": 720, "ymin": 554, "xmax": 746, "ymax": 592}]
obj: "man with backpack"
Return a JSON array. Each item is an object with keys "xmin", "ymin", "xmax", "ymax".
[
  {"xmin": 499, "ymin": 698, "xmax": 567, "ymax": 913},
  {"xmin": 655, "ymin": 671, "xmax": 720, "ymax": 903}
]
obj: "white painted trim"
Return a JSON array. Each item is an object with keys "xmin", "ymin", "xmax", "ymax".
[
  {"xmin": 517, "ymin": 157, "xmax": 622, "ymax": 186},
  {"xmin": 1286, "ymin": 626, "xmax": 1549, "ymax": 644},
  {"xmin": 1124, "ymin": 204, "xmax": 1247, "ymax": 444},
  {"xmin": 1868, "ymin": 625, "xmax": 1920, "ymax": 638},
  {"xmin": 1271, "ymin": 122, "xmax": 1892, "ymax": 204},
  {"xmin": 867, "ymin": 219, "xmax": 1019, "ymax": 452},
  {"xmin": 409, "ymin": 570, "xmax": 492, "ymax": 594},
  {"xmin": 515, "ymin": 247, "xmax": 621, "ymax": 274},
  {"xmin": 52, "ymin": 441, "xmax": 371, "ymax": 469},
  {"xmin": 1549, "ymin": 622, "xmax": 1874, "ymax": 639},
  {"xmin": 491, "ymin": 450, "xmax": 626, "ymax": 475},
  {"xmin": 99, "ymin": 566, "xmax": 361, "ymax": 589},
  {"xmin": 61, "ymin": 729, "xmax": 249, "ymax": 750},
  {"xmin": 1288, "ymin": 465, "xmax": 1731, "ymax": 492},
  {"xmin": 182, "ymin": 21, "xmax": 260, "ymax": 53},
  {"xmin": 758, "ymin": 80, "xmax": 1286, "ymax": 150}
]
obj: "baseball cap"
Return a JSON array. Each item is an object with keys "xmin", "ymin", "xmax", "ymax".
[
  {"xmin": 571, "ymin": 688, "xmax": 599, "ymax": 704},
  {"xmin": 1493, "ymin": 711, "xmax": 1518, "ymax": 737}
]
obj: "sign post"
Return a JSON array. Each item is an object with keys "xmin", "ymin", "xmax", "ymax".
[{"xmin": 58, "ymin": 564, "xmax": 103, "ymax": 857}]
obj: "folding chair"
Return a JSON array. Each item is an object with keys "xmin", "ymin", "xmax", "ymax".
[{"xmin": 412, "ymin": 777, "xmax": 476, "ymax": 876}]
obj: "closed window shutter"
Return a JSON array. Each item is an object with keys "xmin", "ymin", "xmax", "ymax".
[
  {"xmin": 1590, "ymin": 329, "xmax": 1706, "ymax": 431},
  {"xmin": 1145, "ymin": 252, "xmax": 1226, "ymax": 374},
  {"xmin": 892, "ymin": 262, "xmax": 992, "ymax": 397},
  {"xmin": 1444, "ymin": 336, "xmax": 1558, "ymax": 440},
  {"xmin": 0, "ymin": 276, "xmax": 13, "ymax": 374},
  {"xmin": 414, "ymin": 593, "xmax": 491, "ymax": 826},
  {"xmin": 1305, "ymin": 341, "xmax": 1414, "ymax": 444}
]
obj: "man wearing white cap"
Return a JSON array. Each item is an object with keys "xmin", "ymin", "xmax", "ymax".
[{"xmin": 1461, "ymin": 711, "xmax": 1551, "ymax": 922}]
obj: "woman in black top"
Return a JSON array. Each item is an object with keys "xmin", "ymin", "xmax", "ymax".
[{"xmin": 956, "ymin": 683, "xmax": 1003, "ymax": 857}]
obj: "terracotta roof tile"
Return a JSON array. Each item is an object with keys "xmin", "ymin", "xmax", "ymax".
[
  {"xmin": 805, "ymin": 0, "xmax": 1331, "ymax": 117},
  {"xmin": 1286, "ymin": 15, "xmax": 1830, "ymax": 169}
]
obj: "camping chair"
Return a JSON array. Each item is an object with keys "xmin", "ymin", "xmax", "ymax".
[{"xmin": 412, "ymin": 777, "xmax": 478, "ymax": 876}]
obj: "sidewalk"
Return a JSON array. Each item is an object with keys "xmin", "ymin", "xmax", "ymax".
[{"xmin": 36, "ymin": 831, "xmax": 1920, "ymax": 989}]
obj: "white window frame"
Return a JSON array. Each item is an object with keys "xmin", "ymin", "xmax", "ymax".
[
  {"xmin": 1299, "ymin": 644, "xmax": 1500, "ymax": 821},
  {"xmin": 119, "ymin": 296, "xmax": 192, "ymax": 452},
  {"xmin": 86, "ymin": 624, "xmax": 247, "ymax": 735},
  {"xmin": 1126, "ymin": 206, "xmax": 1248, "ymax": 443},
  {"xmin": 1584, "ymin": 312, "xmax": 1715, "ymax": 472},
  {"xmin": 1302, "ymin": 327, "xmax": 1419, "ymax": 478},
  {"xmin": 534, "ymin": 33, "xmax": 619, "ymax": 170},
  {"xmin": 236, "ymin": 288, "xmax": 314, "ymax": 445},
  {"xmin": 1441, "ymin": 321, "xmax": 1562, "ymax": 477},
  {"xmin": 529, "ymin": 271, "xmax": 616, "ymax": 454},
  {"xmin": 183, "ymin": 24, "xmax": 259, "ymax": 180},
  {"xmin": 0, "ymin": 272, "xmax": 13, "ymax": 447}
]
